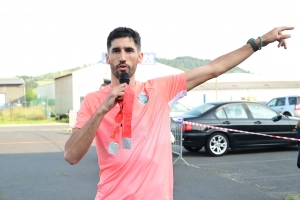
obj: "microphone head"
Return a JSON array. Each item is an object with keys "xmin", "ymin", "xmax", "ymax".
[{"xmin": 119, "ymin": 72, "xmax": 130, "ymax": 84}]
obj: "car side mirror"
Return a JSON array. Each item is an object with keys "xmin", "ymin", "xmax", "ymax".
[{"xmin": 272, "ymin": 115, "xmax": 282, "ymax": 122}]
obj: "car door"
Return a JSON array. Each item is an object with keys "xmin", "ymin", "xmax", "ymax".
[
  {"xmin": 246, "ymin": 103, "xmax": 292, "ymax": 145},
  {"xmin": 215, "ymin": 103, "xmax": 256, "ymax": 146},
  {"xmin": 267, "ymin": 97, "xmax": 286, "ymax": 115}
]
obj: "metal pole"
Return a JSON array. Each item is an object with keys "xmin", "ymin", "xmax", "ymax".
[{"xmin": 10, "ymin": 99, "xmax": 12, "ymax": 121}]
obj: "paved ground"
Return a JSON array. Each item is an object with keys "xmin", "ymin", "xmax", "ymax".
[{"xmin": 0, "ymin": 124, "xmax": 300, "ymax": 200}]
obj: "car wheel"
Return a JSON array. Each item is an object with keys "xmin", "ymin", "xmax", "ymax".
[
  {"xmin": 205, "ymin": 132, "xmax": 229, "ymax": 156},
  {"xmin": 183, "ymin": 146, "xmax": 202, "ymax": 152},
  {"xmin": 283, "ymin": 112, "xmax": 291, "ymax": 117}
]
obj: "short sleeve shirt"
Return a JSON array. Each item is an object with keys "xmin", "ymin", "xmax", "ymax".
[{"xmin": 74, "ymin": 73, "xmax": 187, "ymax": 200}]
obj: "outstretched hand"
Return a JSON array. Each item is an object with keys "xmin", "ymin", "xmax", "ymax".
[{"xmin": 261, "ymin": 26, "xmax": 294, "ymax": 49}]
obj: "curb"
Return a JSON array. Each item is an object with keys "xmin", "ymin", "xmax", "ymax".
[{"xmin": 0, "ymin": 123, "xmax": 69, "ymax": 127}]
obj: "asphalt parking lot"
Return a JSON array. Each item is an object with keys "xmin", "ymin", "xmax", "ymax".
[{"xmin": 0, "ymin": 124, "xmax": 299, "ymax": 200}]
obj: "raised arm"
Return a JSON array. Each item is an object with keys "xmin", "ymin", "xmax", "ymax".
[{"xmin": 186, "ymin": 26, "xmax": 294, "ymax": 91}]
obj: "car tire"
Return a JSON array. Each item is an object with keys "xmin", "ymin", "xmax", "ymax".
[
  {"xmin": 283, "ymin": 112, "xmax": 291, "ymax": 117},
  {"xmin": 205, "ymin": 132, "xmax": 229, "ymax": 156},
  {"xmin": 183, "ymin": 146, "xmax": 202, "ymax": 152}
]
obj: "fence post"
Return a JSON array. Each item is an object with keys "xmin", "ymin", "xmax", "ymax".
[
  {"xmin": 171, "ymin": 118, "xmax": 189, "ymax": 166},
  {"xmin": 9, "ymin": 99, "xmax": 12, "ymax": 121}
]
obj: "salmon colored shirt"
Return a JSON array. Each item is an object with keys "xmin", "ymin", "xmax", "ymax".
[{"xmin": 74, "ymin": 73, "xmax": 187, "ymax": 200}]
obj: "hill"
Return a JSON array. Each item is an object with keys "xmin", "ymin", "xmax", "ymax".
[{"xmin": 157, "ymin": 56, "xmax": 250, "ymax": 73}]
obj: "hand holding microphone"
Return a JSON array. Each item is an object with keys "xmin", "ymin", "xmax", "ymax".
[{"xmin": 99, "ymin": 72, "xmax": 129, "ymax": 113}]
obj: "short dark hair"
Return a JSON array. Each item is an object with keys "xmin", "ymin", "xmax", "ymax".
[{"xmin": 107, "ymin": 27, "xmax": 141, "ymax": 52}]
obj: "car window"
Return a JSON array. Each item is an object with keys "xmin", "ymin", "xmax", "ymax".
[
  {"xmin": 275, "ymin": 98, "xmax": 286, "ymax": 106},
  {"xmin": 215, "ymin": 108, "xmax": 226, "ymax": 119},
  {"xmin": 184, "ymin": 103, "xmax": 215, "ymax": 116},
  {"xmin": 247, "ymin": 103, "xmax": 277, "ymax": 119},
  {"xmin": 266, "ymin": 99, "xmax": 276, "ymax": 107},
  {"xmin": 222, "ymin": 104, "xmax": 248, "ymax": 119},
  {"xmin": 288, "ymin": 97, "xmax": 297, "ymax": 105}
]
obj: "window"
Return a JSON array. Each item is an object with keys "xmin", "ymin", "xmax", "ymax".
[
  {"xmin": 222, "ymin": 104, "xmax": 248, "ymax": 119},
  {"xmin": 247, "ymin": 103, "xmax": 277, "ymax": 119},
  {"xmin": 288, "ymin": 97, "xmax": 296, "ymax": 105},
  {"xmin": 266, "ymin": 99, "xmax": 276, "ymax": 107},
  {"xmin": 216, "ymin": 109, "xmax": 226, "ymax": 119},
  {"xmin": 275, "ymin": 98, "xmax": 286, "ymax": 106}
]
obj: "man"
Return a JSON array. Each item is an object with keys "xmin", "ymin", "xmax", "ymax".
[
  {"xmin": 99, "ymin": 83, "xmax": 107, "ymax": 90},
  {"xmin": 64, "ymin": 26, "xmax": 293, "ymax": 199}
]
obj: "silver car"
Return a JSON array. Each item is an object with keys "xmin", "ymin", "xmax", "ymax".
[{"xmin": 266, "ymin": 95, "xmax": 300, "ymax": 117}]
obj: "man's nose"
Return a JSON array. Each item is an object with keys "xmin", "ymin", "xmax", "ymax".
[{"xmin": 119, "ymin": 51, "xmax": 126, "ymax": 62}]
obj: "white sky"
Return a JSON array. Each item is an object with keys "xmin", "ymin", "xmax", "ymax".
[{"xmin": 0, "ymin": 0, "xmax": 299, "ymax": 77}]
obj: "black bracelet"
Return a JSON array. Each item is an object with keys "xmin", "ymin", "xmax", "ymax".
[{"xmin": 247, "ymin": 38, "xmax": 259, "ymax": 52}]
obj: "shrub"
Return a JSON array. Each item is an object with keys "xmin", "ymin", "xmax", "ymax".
[{"xmin": 0, "ymin": 106, "xmax": 46, "ymax": 121}]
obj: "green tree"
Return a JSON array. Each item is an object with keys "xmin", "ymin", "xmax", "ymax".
[{"xmin": 26, "ymin": 89, "xmax": 37, "ymax": 101}]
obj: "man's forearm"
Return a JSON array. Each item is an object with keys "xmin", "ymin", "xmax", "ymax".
[
  {"xmin": 64, "ymin": 107, "xmax": 107, "ymax": 165},
  {"xmin": 186, "ymin": 43, "xmax": 254, "ymax": 91},
  {"xmin": 209, "ymin": 43, "xmax": 254, "ymax": 76}
]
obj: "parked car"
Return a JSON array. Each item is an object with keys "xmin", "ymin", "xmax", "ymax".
[
  {"xmin": 170, "ymin": 102, "xmax": 190, "ymax": 117},
  {"xmin": 266, "ymin": 95, "xmax": 300, "ymax": 117},
  {"xmin": 175, "ymin": 101, "xmax": 299, "ymax": 156}
]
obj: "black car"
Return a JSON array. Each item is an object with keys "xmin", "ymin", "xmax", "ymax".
[{"xmin": 175, "ymin": 101, "xmax": 299, "ymax": 156}]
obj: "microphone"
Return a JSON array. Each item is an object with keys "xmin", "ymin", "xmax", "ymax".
[{"xmin": 119, "ymin": 72, "xmax": 130, "ymax": 85}]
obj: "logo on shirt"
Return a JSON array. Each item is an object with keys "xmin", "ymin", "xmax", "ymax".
[{"xmin": 138, "ymin": 93, "xmax": 149, "ymax": 105}]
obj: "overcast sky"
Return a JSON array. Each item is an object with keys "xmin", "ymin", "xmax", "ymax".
[{"xmin": 0, "ymin": 0, "xmax": 299, "ymax": 77}]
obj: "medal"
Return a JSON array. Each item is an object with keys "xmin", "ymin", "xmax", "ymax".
[
  {"xmin": 122, "ymin": 138, "xmax": 131, "ymax": 149},
  {"xmin": 108, "ymin": 141, "xmax": 119, "ymax": 154}
]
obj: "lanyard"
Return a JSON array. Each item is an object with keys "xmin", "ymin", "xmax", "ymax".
[{"xmin": 109, "ymin": 85, "xmax": 135, "ymax": 154}]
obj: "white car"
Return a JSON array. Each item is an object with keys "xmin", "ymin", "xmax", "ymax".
[
  {"xmin": 266, "ymin": 95, "xmax": 300, "ymax": 117},
  {"xmin": 170, "ymin": 102, "xmax": 190, "ymax": 117}
]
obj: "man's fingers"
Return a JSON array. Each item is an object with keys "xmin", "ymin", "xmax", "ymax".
[
  {"xmin": 279, "ymin": 26, "xmax": 294, "ymax": 32},
  {"xmin": 280, "ymin": 34, "xmax": 291, "ymax": 39},
  {"xmin": 277, "ymin": 39, "xmax": 287, "ymax": 49}
]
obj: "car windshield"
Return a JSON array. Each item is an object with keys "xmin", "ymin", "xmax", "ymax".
[{"xmin": 183, "ymin": 103, "xmax": 216, "ymax": 116}]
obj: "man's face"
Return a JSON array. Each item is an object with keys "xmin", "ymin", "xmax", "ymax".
[{"xmin": 106, "ymin": 37, "xmax": 143, "ymax": 80}]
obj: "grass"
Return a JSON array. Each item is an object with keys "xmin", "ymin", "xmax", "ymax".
[
  {"xmin": 0, "ymin": 106, "xmax": 68, "ymax": 124},
  {"xmin": 285, "ymin": 194, "xmax": 300, "ymax": 200}
]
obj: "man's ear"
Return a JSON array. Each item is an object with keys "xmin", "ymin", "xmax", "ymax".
[
  {"xmin": 137, "ymin": 52, "xmax": 144, "ymax": 64},
  {"xmin": 106, "ymin": 53, "xmax": 110, "ymax": 64}
]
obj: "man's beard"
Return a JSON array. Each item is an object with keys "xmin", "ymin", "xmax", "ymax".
[{"xmin": 111, "ymin": 63, "xmax": 137, "ymax": 79}]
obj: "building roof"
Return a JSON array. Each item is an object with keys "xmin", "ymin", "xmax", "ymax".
[{"xmin": 0, "ymin": 77, "xmax": 25, "ymax": 85}]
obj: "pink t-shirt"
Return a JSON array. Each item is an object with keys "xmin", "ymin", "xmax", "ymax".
[{"xmin": 74, "ymin": 73, "xmax": 187, "ymax": 200}]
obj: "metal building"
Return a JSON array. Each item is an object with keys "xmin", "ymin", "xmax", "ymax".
[
  {"xmin": 185, "ymin": 73, "xmax": 300, "ymax": 107},
  {"xmin": 0, "ymin": 77, "xmax": 25, "ymax": 110},
  {"xmin": 37, "ymin": 82, "xmax": 55, "ymax": 99}
]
